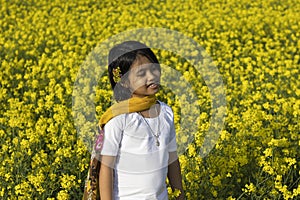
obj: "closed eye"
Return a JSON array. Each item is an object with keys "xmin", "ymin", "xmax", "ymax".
[{"xmin": 136, "ymin": 70, "xmax": 146, "ymax": 76}]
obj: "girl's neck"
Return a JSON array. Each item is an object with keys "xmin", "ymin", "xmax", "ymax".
[{"xmin": 139, "ymin": 102, "xmax": 160, "ymax": 118}]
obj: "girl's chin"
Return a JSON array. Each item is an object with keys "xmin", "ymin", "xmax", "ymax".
[
  {"xmin": 132, "ymin": 90, "xmax": 159, "ymax": 97},
  {"xmin": 147, "ymin": 87, "xmax": 160, "ymax": 94}
]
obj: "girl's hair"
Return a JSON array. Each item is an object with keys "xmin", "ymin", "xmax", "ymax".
[{"xmin": 108, "ymin": 41, "xmax": 160, "ymax": 102}]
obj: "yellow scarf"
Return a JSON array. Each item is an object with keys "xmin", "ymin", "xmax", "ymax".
[{"xmin": 98, "ymin": 95, "xmax": 157, "ymax": 128}]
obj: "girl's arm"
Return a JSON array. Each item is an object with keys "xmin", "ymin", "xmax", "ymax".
[
  {"xmin": 168, "ymin": 151, "xmax": 185, "ymax": 200},
  {"xmin": 99, "ymin": 155, "xmax": 116, "ymax": 200}
]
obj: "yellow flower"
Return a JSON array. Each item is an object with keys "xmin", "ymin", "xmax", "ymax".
[
  {"xmin": 0, "ymin": 188, "xmax": 4, "ymax": 197},
  {"xmin": 57, "ymin": 190, "xmax": 69, "ymax": 200},
  {"xmin": 243, "ymin": 183, "xmax": 256, "ymax": 193},
  {"xmin": 60, "ymin": 174, "xmax": 77, "ymax": 190}
]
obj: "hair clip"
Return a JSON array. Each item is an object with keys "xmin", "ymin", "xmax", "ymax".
[{"xmin": 112, "ymin": 66, "xmax": 122, "ymax": 83}]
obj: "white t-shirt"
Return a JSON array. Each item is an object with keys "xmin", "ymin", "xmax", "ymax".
[{"xmin": 101, "ymin": 101, "xmax": 177, "ymax": 200}]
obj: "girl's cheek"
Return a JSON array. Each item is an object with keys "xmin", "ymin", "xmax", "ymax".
[{"xmin": 131, "ymin": 78, "xmax": 146, "ymax": 89}]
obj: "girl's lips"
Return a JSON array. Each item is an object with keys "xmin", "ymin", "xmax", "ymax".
[{"xmin": 148, "ymin": 83, "xmax": 159, "ymax": 89}]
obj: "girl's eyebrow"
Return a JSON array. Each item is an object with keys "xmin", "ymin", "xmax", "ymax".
[
  {"xmin": 136, "ymin": 65, "xmax": 148, "ymax": 71},
  {"xmin": 136, "ymin": 68, "xmax": 146, "ymax": 74},
  {"xmin": 134, "ymin": 63, "xmax": 156, "ymax": 73}
]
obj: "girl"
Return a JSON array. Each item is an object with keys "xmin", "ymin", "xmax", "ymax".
[{"xmin": 84, "ymin": 41, "xmax": 184, "ymax": 200}]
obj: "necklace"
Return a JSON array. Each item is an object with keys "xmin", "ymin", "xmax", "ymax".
[{"xmin": 138, "ymin": 106, "xmax": 160, "ymax": 146}]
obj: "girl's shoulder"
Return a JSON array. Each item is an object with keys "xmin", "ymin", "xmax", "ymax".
[
  {"xmin": 104, "ymin": 113, "xmax": 127, "ymax": 130},
  {"xmin": 157, "ymin": 100, "xmax": 174, "ymax": 116}
]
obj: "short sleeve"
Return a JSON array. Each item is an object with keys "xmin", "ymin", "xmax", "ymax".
[
  {"xmin": 100, "ymin": 115, "xmax": 124, "ymax": 156},
  {"xmin": 168, "ymin": 120, "xmax": 177, "ymax": 152},
  {"xmin": 164, "ymin": 104, "xmax": 177, "ymax": 152}
]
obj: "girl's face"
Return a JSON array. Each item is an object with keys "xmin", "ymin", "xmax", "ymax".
[{"xmin": 126, "ymin": 55, "xmax": 161, "ymax": 98}]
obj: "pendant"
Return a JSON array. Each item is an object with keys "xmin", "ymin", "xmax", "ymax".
[{"xmin": 156, "ymin": 139, "xmax": 160, "ymax": 146}]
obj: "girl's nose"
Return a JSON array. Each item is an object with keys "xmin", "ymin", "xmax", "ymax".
[{"xmin": 146, "ymin": 69, "xmax": 156, "ymax": 80}]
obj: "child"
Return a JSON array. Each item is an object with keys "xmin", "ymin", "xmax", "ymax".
[{"xmin": 84, "ymin": 41, "xmax": 184, "ymax": 200}]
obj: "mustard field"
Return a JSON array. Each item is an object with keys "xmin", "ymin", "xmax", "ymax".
[{"xmin": 0, "ymin": 0, "xmax": 299, "ymax": 199}]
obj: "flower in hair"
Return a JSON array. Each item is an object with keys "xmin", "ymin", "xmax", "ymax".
[{"xmin": 112, "ymin": 66, "xmax": 122, "ymax": 83}]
